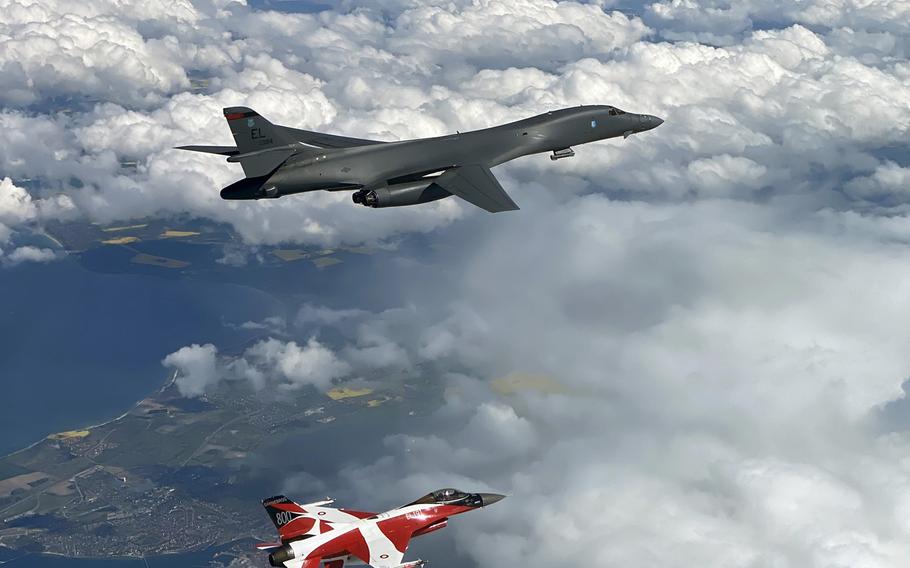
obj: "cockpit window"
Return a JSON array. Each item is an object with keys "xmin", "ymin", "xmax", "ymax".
[
  {"xmin": 608, "ymin": 107, "xmax": 626, "ymax": 116},
  {"xmin": 432, "ymin": 488, "xmax": 468, "ymax": 502},
  {"xmin": 405, "ymin": 488, "xmax": 481, "ymax": 507}
]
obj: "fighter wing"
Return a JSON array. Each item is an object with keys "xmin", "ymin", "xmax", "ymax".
[
  {"xmin": 432, "ymin": 164, "xmax": 519, "ymax": 213},
  {"xmin": 280, "ymin": 126, "xmax": 384, "ymax": 149},
  {"xmin": 357, "ymin": 521, "xmax": 409, "ymax": 568}
]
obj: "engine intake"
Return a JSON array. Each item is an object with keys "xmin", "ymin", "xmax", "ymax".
[
  {"xmin": 268, "ymin": 545, "xmax": 296, "ymax": 567},
  {"xmin": 353, "ymin": 180, "xmax": 451, "ymax": 208}
]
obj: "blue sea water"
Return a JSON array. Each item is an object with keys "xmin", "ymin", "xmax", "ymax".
[{"xmin": 0, "ymin": 256, "xmax": 285, "ymax": 456}]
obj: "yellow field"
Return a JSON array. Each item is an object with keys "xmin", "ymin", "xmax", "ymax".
[
  {"xmin": 326, "ymin": 387, "xmax": 374, "ymax": 400},
  {"xmin": 160, "ymin": 230, "xmax": 200, "ymax": 238},
  {"xmin": 101, "ymin": 224, "xmax": 147, "ymax": 232},
  {"xmin": 101, "ymin": 236, "xmax": 140, "ymax": 245},
  {"xmin": 47, "ymin": 430, "xmax": 91, "ymax": 440}
]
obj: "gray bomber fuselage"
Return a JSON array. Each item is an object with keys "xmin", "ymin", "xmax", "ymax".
[
  {"xmin": 181, "ymin": 104, "xmax": 663, "ymax": 211},
  {"xmin": 263, "ymin": 105, "xmax": 661, "ymax": 195}
]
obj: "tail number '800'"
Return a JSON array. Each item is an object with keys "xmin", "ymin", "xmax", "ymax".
[{"xmin": 275, "ymin": 511, "xmax": 298, "ymax": 526}]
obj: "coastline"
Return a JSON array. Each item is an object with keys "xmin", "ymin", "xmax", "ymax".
[{"xmin": 0, "ymin": 370, "xmax": 179, "ymax": 462}]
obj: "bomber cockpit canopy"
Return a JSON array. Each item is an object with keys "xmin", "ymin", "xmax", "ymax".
[
  {"xmin": 405, "ymin": 488, "xmax": 481, "ymax": 507},
  {"xmin": 607, "ymin": 106, "xmax": 627, "ymax": 116}
]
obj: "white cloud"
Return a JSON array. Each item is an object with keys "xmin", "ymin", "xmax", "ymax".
[
  {"xmin": 0, "ymin": 177, "xmax": 72, "ymax": 265},
  {"xmin": 0, "ymin": 177, "xmax": 37, "ymax": 225},
  {"xmin": 0, "ymin": 1, "xmax": 193, "ymax": 105},
  {"xmin": 296, "ymin": 303, "xmax": 368, "ymax": 326},
  {"xmin": 342, "ymin": 336, "xmax": 412, "ymax": 375},
  {"xmin": 240, "ymin": 337, "xmax": 352, "ymax": 391},
  {"xmin": 323, "ymin": 195, "xmax": 910, "ymax": 568},
  {"xmin": 162, "ymin": 336, "xmax": 354, "ymax": 395},
  {"xmin": 384, "ymin": 0, "xmax": 650, "ymax": 71},
  {"xmin": 233, "ymin": 316, "xmax": 287, "ymax": 334},
  {"xmin": 162, "ymin": 343, "xmax": 220, "ymax": 397},
  {"xmin": 2, "ymin": 0, "xmax": 908, "ymax": 246},
  {"xmin": 645, "ymin": 0, "xmax": 910, "ymax": 53},
  {"xmin": 845, "ymin": 162, "xmax": 910, "ymax": 204},
  {"xmin": 2, "ymin": 0, "xmax": 204, "ymax": 24},
  {"xmin": 0, "ymin": 245, "xmax": 58, "ymax": 266}
]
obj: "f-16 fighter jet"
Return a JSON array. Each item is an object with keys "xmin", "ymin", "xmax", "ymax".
[
  {"xmin": 257, "ymin": 488, "xmax": 505, "ymax": 568},
  {"xmin": 178, "ymin": 105, "xmax": 663, "ymax": 212}
]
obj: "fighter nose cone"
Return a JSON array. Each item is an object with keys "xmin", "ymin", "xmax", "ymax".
[{"xmin": 478, "ymin": 493, "xmax": 506, "ymax": 507}]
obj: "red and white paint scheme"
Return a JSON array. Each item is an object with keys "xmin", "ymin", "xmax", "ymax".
[{"xmin": 258, "ymin": 488, "xmax": 505, "ymax": 568}]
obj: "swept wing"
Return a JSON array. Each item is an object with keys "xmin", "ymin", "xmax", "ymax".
[
  {"xmin": 432, "ymin": 164, "xmax": 519, "ymax": 213},
  {"xmin": 301, "ymin": 520, "xmax": 414, "ymax": 568}
]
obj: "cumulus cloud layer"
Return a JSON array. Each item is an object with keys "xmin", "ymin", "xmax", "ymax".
[
  {"xmin": 2, "ymin": 0, "xmax": 907, "ymax": 247},
  {"xmin": 314, "ymin": 197, "xmax": 910, "ymax": 568},
  {"xmin": 162, "ymin": 336, "xmax": 356, "ymax": 396},
  {"xmin": 0, "ymin": 177, "xmax": 71, "ymax": 264}
]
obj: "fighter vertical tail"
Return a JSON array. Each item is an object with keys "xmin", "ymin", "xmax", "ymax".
[{"xmin": 263, "ymin": 495, "xmax": 319, "ymax": 542}]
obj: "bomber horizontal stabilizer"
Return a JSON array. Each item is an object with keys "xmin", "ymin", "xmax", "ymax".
[
  {"xmin": 175, "ymin": 145, "xmax": 239, "ymax": 156},
  {"xmin": 433, "ymin": 165, "xmax": 519, "ymax": 213}
]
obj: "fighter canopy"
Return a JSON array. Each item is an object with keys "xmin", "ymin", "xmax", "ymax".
[{"xmin": 406, "ymin": 488, "xmax": 505, "ymax": 507}]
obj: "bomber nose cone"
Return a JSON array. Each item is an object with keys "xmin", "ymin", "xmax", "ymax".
[
  {"xmin": 637, "ymin": 114, "xmax": 664, "ymax": 131},
  {"xmin": 478, "ymin": 493, "xmax": 506, "ymax": 507}
]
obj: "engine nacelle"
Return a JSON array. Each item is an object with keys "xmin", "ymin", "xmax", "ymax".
[
  {"xmin": 353, "ymin": 180, "xmax": 451, "ymax": 208},
  {"xmin": 268, "ymin": 545, "xmax": 296, "ymax": 567}
]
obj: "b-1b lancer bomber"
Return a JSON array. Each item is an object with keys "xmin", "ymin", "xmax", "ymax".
[
  {"xmin": 178, "ymin": 105, "xmax": 663, "ymax": 212},
  {"xmin": 257, "ymin": 488, "xmax": 505, "ymax": 568}
]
